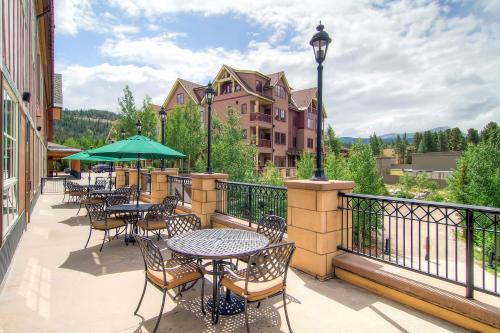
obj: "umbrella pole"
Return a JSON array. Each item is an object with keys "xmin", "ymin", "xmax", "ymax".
[
  {"xmin": 109, "ymin": 162, "xmax": 113, "ymax": 190},
  {"xmin": 136, "ymin": 155, "xmax": 140, "ymax": 206}
]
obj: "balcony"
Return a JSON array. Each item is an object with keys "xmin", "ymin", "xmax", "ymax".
[
  {"xmin": 0, "ymin": 173, "xmax": 498, "ymax": 333},
  {"xmin": 250, "ymin": 112, "xmax": 272, "ymax": 123},
  {"xmin": 257, "ymin": 138, "xmax": 272, "ymax": 147}
]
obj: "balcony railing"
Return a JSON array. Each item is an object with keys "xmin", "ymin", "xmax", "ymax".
[
  {"xmin": 250, "ymin": 112, "xmax": 272, "ymax": 123},
  {"xmin": 41, "ymin": 177, "xmax": 67, "ymax": 194},
  {"xmin": 338, "ymin": 192, "xmax": 500, "ymax": 298},
  {"xmin": 257, "ymin": 139, "xmax": 272, "ymax": 148},
  {"xmin": 167, "ymin": 176, "xmax": 192, "ymax": 205},
  {"xmin": 215, "ymin": 180, "xmax": 287, "ymax": 229},
  {"xmin": 140, "ymin": 173, "xmax": 151, "ymax": 194}
]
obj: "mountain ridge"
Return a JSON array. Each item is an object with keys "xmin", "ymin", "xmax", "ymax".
[{"xmin": 339, "ymin": 127, "xmax": 451, "ymax": 144}]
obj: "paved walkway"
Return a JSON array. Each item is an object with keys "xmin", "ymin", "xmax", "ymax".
[{"xmin": 0, "ymin": 194, "xmax": 467, "ymax": 332}]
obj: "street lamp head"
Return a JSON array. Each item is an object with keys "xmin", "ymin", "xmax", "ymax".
[
  {"xmin": 136, "ymin": 119, "xmax": 142, "ymax": 134},
  {"xmin": 120, "ymin": 128, "xmax": 126, "ymax": 138},
  {"xmin": 310, "ymin": 22, "xmax": 332, "ymax": 63},
  {"xmin": 205, "ymin": 81, "xmax": 215, "ymax": 104},
  {"xmin": 159, "ymin": 106, "xmax": 167, "ymax": 122}
]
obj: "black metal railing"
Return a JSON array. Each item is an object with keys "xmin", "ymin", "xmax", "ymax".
[
  {"xmin": 168, "ymin": 176, "xmax": 192, "ymax": 205},
  {"xmin": 124, "ymin": 171, "xmax": 129, "ymax": 186},
  {"xmin": 41, "ymin": 177, "xmax": 67, "ymax": 194},
  {"xmin": 338, "ymin": 192, "xmax": 500, "ymax": 298},
  {"xmin": 140, "ymin": 173, "xmax": 151, "ymax": 194},
  {"xmin": 215, "ymin": 181, "xmax": 287, "ymax": 228}
]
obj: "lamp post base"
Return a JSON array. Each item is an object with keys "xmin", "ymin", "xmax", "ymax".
[{"xmin": 311, "ymin": 169, "xmax": 327, "ymax": 181}]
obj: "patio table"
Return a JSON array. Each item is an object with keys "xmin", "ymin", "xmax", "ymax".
[
  {"xmin": 106, "ymin": 203, "xmax": 153, "ymax": 244},
  {"xmin": 167, "ymin": 229, "xmax": 269, "ymax": 325},
  {"xmin": 91, "ymin": 189, "xmax": 116, "ymax": 196}
]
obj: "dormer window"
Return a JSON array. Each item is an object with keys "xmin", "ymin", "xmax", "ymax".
[
  {"xmin": 235, "ymin": 83, "xmax": 241, "ymax": 92},
  {"xmin": 176, "ymin": 93, "xmax": 184, "ymax": 104},
  {"xmin": 275, "ymin": 85, "xmax": 285, "ymax": 98}
]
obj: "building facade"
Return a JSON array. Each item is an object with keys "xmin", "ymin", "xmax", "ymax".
[
  {"xmin": 163, "ymin": 65, "xmax": 324, "ymax": 170},
  {"xmin": 1, "ymin": 0, "xmax": 58, "ymax": 283}
]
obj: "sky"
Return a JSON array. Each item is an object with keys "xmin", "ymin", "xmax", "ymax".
[{"xmin": 55, "ymin": 0, "xmax": 500, "ymax": 137}]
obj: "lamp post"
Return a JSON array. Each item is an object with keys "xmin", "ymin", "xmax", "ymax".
[
  {"xmin": 109, "ymin": 140, "xmax": 115, "ymax": 190},
  {"xmin": 121, "ymin": 128, "xmax": 126, "ymax": 139},
  {"xmin": 88, "ymin": 146, "xmax": 93, "ymax": 186},
  {"xmin": 310, "ymin": 22, "xmax": 331, "ymax": 181},
  {"xmin": 205, "ymin": 82, "xmax": 215, "ymax": 174},
  {"xmin": 135, "ymin": 120, "xmax": 142, "ymax": 205},
  {"xmin": 159, "ymin": 106, "xmax": 167, "ymax": 170}
]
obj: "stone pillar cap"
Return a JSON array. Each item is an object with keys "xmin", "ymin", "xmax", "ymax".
[
  {"xmin": 285, "ymin": 179, "xmax": 355, "ymax": 191},
  {"xmin": 190, "ymin": 172, "xmax": 228, "ymax": 179}
]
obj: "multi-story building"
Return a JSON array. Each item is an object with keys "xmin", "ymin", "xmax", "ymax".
[
  {"xmin": 1, "ymin": 0, "xmax": 59, "ymax": 282},
  {"xmin": 163, "ymin": 64, "xmax": 324, "ymax": 170}
]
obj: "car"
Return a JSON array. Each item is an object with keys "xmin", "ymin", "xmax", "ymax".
[
  {"xmin": 91, "ymin": 164, "xmax": 113, "ymax": 173},
  {"xmin": 63, "ymin": 167, "xmax": 71, "ymax": 173}
]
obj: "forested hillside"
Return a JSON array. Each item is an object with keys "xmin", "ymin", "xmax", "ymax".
[{"xmin": 53, "ymin": 109, "xmax": 118, "ymax": 148}]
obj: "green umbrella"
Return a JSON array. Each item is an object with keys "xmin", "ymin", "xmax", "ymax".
[
  {"xmin": 88, "ymin": 134, "xmax": 185, "ymax": 204},
  {"xmin": 63, "ymin": 151, "xmax": 138, "ymax": 162}
]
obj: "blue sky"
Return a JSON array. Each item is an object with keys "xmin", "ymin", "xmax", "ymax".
[{"xmin": 55, "ymin": 0, "xmax": 500, "ymax": 137}]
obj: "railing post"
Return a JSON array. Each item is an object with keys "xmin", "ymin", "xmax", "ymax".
[
  {"xmin": 248, "ymin": 186, "xmax": 253, "ymax": 226},
  {"xmin": 465, "ymin": 209, "xmax": 474, "ymax": 299}
]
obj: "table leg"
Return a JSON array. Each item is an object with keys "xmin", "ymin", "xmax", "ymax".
[{"xmin": 211, "ymin": 260, "xmax": 220, "ymax": 324}]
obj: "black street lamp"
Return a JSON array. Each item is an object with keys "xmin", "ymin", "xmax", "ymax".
[
  {"xmin": 159, "ymin": 106, "xmax": 167, "ymax": 170},
  {"xmin": 135, "ymin": 120, "xmax": 142, "ymax": 205},
  {"xmin": 121, "ymin": 128, "xmax": 126, "ymax": 139},
  {"xmin": 205, "ymin": 82, "xmax": 215, "ymax": 174},
  {"xmin": 310, "ymin": 22, "xmax": 331, "ymax": 181},
  {"xmin": 136, "ymin": 119, "xmax": 142, "ymax": 135}
]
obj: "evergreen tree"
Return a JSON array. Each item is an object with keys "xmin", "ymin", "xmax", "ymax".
[
  {"xmin": 449, "ymin": 127, "xmax": 465, "ymax": 151},
  {"xmin": 417, "ymin": 138, "xmax": 428, "ymax": 153},
  {"xmin": 431, "ymin": 131, "xmax": 439, "ymax": 152},
  {"xmin": 139, "ymin": 96, "xmax": 159, "ymax": 140},
  {"xmin": 117, "ymin": 85, "xmax": 138, "ymax": 137},
  {"xmin": 422, "ymin": 131, "xmax": 434, "ymax": 152},
  {"xmin": 437, "ymin": 131, "xmax": 448, "ymax": 152},
  {"xmin": 395, "ymin": 135, "xmax": 403, "ymax": 163},
  {"xmin": 413, "ymin": 132, "xmax": 422, "ymax": 152},
  {"xmin": 324, "ymin": 125, "xmax": 342, "ymax": 155},
  {"xmin": 467, "ymin": 128, "xmax": 479, "ymax": 145},
  {"xmin": 480, "ymin": 121, "xmax": 500, "ymax": 149},
  {"xmin": 369, "ymin": 133, "xmax": 381, "ymax": 156}
]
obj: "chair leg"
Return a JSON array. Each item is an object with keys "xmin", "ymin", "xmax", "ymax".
[
  {"xmin": 283, "ymin": 291, "xmax": 293, "ymax": 333},
  {"xmin": 84, "ymin": 227, "xmax": 92, "ymax": 248},
  {"xmin": 77, "ymin": 202, "xmax": 82, "ymax": 215},
  {"xmin": 256, "ymin": 301, "xmax": 261, "ymax": 309},
  {"xmin": 201, "ymin": 277, "xmax": 206, "ymax": 315},
  {"xmin": 99, "ymin": 230, "xmax": 107, "ymax": 252},
  {"xmin": 134, "ymin": 278, "xmax": 147, "ymax": 315},
  {"xmin": 244, "ymin": 297, "xmax": 250, "ymax": 333},
  {"xmin": 153, "ymin": 290, "xmax": 167, "ymax": 333}
]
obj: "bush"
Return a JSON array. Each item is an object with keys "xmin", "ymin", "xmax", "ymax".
[
  {"xmin": 296, "ymin": 152, "xmax": 315, "ymax": 180},
  {"xmin": 259, "ymin": 160, "xmax": 284, "ymax": 186}
]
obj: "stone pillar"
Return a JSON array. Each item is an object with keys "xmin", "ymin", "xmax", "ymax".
[
  {"xmin": 128, "ymin": 169, "xmax": 138, "ymax": 187},
  {"xmin": 150, "ymin": 168, "xmax": 179, "ymax": 203},
  {"xmin": 285, "ymin": 179, "xmax": 354, "ymax": 280},
  {"xmin": 115, "ymin": 168, "xmax": 125, "ymax": 188},
  {"xmin": 191, "ymin": 173, "xmax": 228, "ymax": 228}
]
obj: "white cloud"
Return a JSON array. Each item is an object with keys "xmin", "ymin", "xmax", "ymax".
[
  {"xmin": 58, "ymin": 0, "xmax": 500, "ymax": 136},
  {"xmin": 55, "ymin": 0, "xmax": 96, "ymax": 35}
]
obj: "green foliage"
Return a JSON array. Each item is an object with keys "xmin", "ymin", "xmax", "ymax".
[
  {"xmin": 480, "ymin": 121, "xmax": 500, "ymax": 149},
  {"xmin": 296, "ymin": 152, "xmax": 315, "ymax": 180},
  {"xmin": 347, "ymin": 141, "xmax": 386, "ymax": 195},
  {"xmin": 139, "ymin": 96, "xmax": 159, "ymax": 140},
  {"xmin": 394, "ymin": 134, "xmax": 408, "ymax": 163},
  {"xmin": 467, "ymin": 128, "xmax": 479, "ymax": 145},
  {"xmin": 325, "ymin": 125, "xmax": 342, "ymax": 155},
  {"xmin": 397, "ymin": 173, "xmax": 416, "ymax": 198},
  {"xmin": 116, "ymin": 85, "xmax": 139, "ymax": 138},
  {"xmin": 196, "ymin": 110, "xmax": 256, "ymax": 181},
  {"xmin": 437, "ymin": 131, "xmax": 448, "ymax": 152},
  {"xmin": 324, "ymin": 153, "xmax": 349, "ymax": 180},
  {"xmin": 369, "ymin": 133, "xmax": 382, "ymax": 156},
  {"xmin": 259, "ymin": 160, "xmax": 284, "ymax": 186},
  {"xmin": 166, "ymin": 100, "xmax": 205, "ymax": 170},
  {"xmin": 414, "ymin": 172, "xmax": 438, "ymax": 192},
  {"xmin": 448, "ymin": 127, "xmax": 465, "ymax": 151}
]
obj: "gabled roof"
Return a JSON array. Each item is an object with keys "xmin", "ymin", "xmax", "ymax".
[
  {"xmin": 266, "ymin": 71, "xmax": 292, "ymax": 94},
  {"xmin": 163, "ymin": 78, "xmax": 203, "ymax": 107},
  {"xmin": 291, "ymin": 88, "xmax": 317, "ymax": 111},
  {"xmin": 47, "ymin": 141, "xmax": 81, "ymax": 153}
]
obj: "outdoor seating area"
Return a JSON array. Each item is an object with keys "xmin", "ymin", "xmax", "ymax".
[{"xmin": 0, "ymin": 192, "xmax": 470, "ymax": 333}]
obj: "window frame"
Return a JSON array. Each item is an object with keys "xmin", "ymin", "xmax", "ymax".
[{"xmin": 176, "ymin": 93, "xmax": 185, "ymax": 105}]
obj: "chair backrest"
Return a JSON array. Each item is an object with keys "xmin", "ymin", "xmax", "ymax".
[
  {"xmin": 245, "ymin": 242, "xmax": 295, "ymax": 286},
  {"xmin": 161, "ymin": 195, "xmax": 179, "ymax": 216},
  {"xmin": 129, "ymin": 184, "xmax": 139, "ymax": 200},
  {"xmin": 85, "ymin": 201, "xmax": 107, "ymax": 223},
  {"xmin": 134, "ymin": 234, "xmax": 166, "ymax": 275},
  {"xmin": 114, "ymin": 187, "xmax": 130, "ymax": 196},
  {"xmin": 144, "ymin": 204, "xmax": 165, "ymax": 225},
  {"xmin": 95, "ymin": 178, "xmax": 108, "ymax": 187},
  {"xmin": 256, "ymin": 214, "xmax": 287, "ymax": 244},
  {"xmin": 105, "ymin": 195, "xmax": 129, "ymax": 207},
  {"xmin": 166, "ymin": 214, "xmax": 201, "ymax": 238}
]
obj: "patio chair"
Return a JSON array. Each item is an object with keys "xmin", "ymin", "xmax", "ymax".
[
  {"xmin": 137, "ymin": 204, "xmax": 167, "ymax": 240},
  {"xmin": 84, "ymin": 201, "xmax": 127, "ymax": 251},
  {"xmin": 95, "ymin": 178, "xmax": 107, "ymax": 189},
  {"xmin": 220, "ymin": 242, "xmax": 296, "ymax": 333},
  {"xmin": 113, "ymin": 187, "xmax": 131, "ymax": 197},
  {"xmin": 134, "ymin": 234, "xmax": 203, "ymax": 333},
  {"xmin": 62, "ymin": 180, "xmax": 71, "ymax": 202},
  {"xmin": 166, "ymin": 214, "xmax": 201, "ymax": 238},
  {"xmin": 77, "ymin": 190, "xmax": 102, "ymax": 215},
  {"xmin": 161, "ymin": 195, "xmax": 179, "ymax": 216},
  {"xmin": 129, "ymin": 184, "xmax": 139, "ymax": 202},
  {"xmin": 256, "ymin": 214, "xmax": 287, "ymax": 244},
  {"xmin": 67, "ymin": 182, "xmax": 84, "ymax": 203}
]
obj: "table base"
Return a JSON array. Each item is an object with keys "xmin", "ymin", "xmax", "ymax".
[{"xmin": 206, "ymin": 294, "xmax": 245, "ymax": 316}]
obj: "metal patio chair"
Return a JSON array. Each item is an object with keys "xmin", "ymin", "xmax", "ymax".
[
  {"xmin": 137, "ymin": 204, "xmax": 167, "ymax": 240},
  {"xmin": 84, "ymin": 201, "xmax": 126, "ymax": 251}
]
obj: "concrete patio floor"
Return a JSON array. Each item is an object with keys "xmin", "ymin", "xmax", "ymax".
[{"xmin": 0, "ymin": 193, "xmax": 468, "ymax": 333}]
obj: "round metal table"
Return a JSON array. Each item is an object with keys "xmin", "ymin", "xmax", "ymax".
[
  {"xmin": 106, "ymin": 203, "xmax": 153, "ymax": 244},
  {"xmin": 167, "ymin": 229, "xmax": 269, "ymax": 324},
  {"xmin": 91, "ymin": 189, "xmax": 116, "ymax": 195}
]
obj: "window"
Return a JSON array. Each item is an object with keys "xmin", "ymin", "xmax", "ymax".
[
  {"xmin": 307, "ymin": 118, "xmax": 316, "ymax": 129},
  {"xmin": 274, "ymin": 132, "xmax": 286, "ymax": 145},
  {"xmin": 293, "ymin": 137, "xmax": 297, "ymax": 147},
  {"xmin": 307, "ymin": 138, "xmax": 314, "ymax": 148},
  {"xmin": 176, "ymin": 93, "xmax": 184, "ymax": 104},
  {"xmin": 221, "ymin": 82, "xmax": 232, "ymax": 94},
  {"xmin": 255, "ymin": 80, "xmax": 262, "ymax": 93},
  {"xmin": 241, "ymin": 103, "xmax": 247, "ymax": 114},
  {"xmin": 274, "ymin": 108, "xmax": 286, "ymax": 121},
  {"xmin": 275, "ymin": 85, "xmax": 285, "ymax": 98},
  {"xmin": 274, "ymin": 156, "xmax": 286, "ymax": 167},
  {"xmin": 235, "ymin": 83, "xmax": 241, "ymax": 92},
  {"xmin": 3, "ymin": 87, "xmax": 19, "ymax": 236},
  {"xmin": 200, "ymin": 110, "xmax": 204, "ymax": 123}
]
